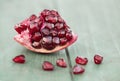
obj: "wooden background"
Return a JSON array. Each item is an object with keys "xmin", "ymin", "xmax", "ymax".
[{"xmin": 0, "ymin": 0, "xmax": 120, "ymax": 81}]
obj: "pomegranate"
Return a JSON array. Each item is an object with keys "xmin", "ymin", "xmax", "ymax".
[
  {"xmin": 12, "ymin": 55, "xmax": 25, "ymax": 64},
  {"xmin": 14, "ymin": 9, "xmax": 78, "ymax": 53},
  {"xmin": 56, "ymin": 58, "xmax": 67, "ymax": 68},
  {"xmin": 73, "ymin": 65, "xmax": 85, "ymax": 74},
  {"xmin": 42, "ymin": 61, "xmax": 54, "ymax": 71},
  {"xmin": 75, "ymin": 56, "xmax": 88, "ymax": 65},
  {"xmin": 94, "ymin": 54, "xmax": 103, "ymax": 64}
]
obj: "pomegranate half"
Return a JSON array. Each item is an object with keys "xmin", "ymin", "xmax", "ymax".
[{"xmin": 14, "ymin": 9, "xmax": 78, "ymax": 53}]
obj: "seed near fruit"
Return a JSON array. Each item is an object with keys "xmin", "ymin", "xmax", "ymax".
[
  {"xmin": 42, "ymin": 61, "xmax": 54, "ymax": 71},
  {"xmin": 56, "ymin": 58, "xmax": 67, "ymax": 68},
  {"xmin": 73, "ymin": 65, "xmax": 85, "ymax": 74},
  {"xmin": 94, "ymin": 54, "xmax": 103, "ymax": 64},
  {"xmin": 12, "ymin": 55, "xmax": 25, "ymax": 64},
  {"xmin": 75, "ymin": 56, "xmax": 88, "ymax": 65}
]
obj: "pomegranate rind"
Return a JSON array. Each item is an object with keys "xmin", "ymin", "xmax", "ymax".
[{"xmin": 14, "ymin": 30, "xmax": 78, "ymax": 53}]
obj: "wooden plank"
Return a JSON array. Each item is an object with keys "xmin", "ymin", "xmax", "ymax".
[
  {"xmin": 58, "ymin": 0, "xmax": 120, "ymax": 81},
  {"xmin": 0, "ymin": 0, "xmax": 72, "ymax": 81}
]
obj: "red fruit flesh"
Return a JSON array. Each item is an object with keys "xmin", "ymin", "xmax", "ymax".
[
  {"xmin": 42, "ymin": 61, "xmax": 54, "ymax": 71},
  {"xmin": 73, "ymin": 65, "xmax": 85, "ymax": 74},
  {"xmin": 94, "ymin": 54, "xmax": 103, "ymax": 64},
  {"xmin": 12, "ymin": 55, "xmax": 25, "ymax": 64},
  {"xmin": 14, "ymin": 9, "xmax": 78, "ymax": 53},
  {"xmin": 56, "ymin": 58, "xmax": 67, "ymax": 68},
  {"xmin": 75, "ymin": 56, "xmax": 88, "ymax": 65}
]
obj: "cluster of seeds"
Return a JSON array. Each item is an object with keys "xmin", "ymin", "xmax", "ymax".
[{"xmin": 14, "ymin": 9, "xmax": 73, "ymax": 50}]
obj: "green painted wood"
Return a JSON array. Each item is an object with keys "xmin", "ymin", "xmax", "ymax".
[
  {"xmin": 58, "ymin": 0, "xmax": 120, "ymax": 81},
  {"xmin": 0, "ymin": 0, "xmax": 72, "ymax": 81}
]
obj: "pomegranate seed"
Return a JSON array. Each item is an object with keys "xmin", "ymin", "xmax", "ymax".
[
  {"xmin": 50, "ymin": 10, "xmax": 59, "ymax": 16},
  {"xmin": 53, "ymin": 37, "xmax": 60, "ymax": 45},
  {"xmin": 58, "ymin": 16, "xmax": 64, "ymax": 23},
  {"xmin": 14, "ymin": 25, "xmax": 23, "ymax": 34},
  {"xmin": 41, "ymin": 36, "xmax": 55, "ymax": 50},
  {"xmin": 66, "ymin": 32, "xmax": 73, "ymax": 41},
  {"xmin": 42, "ymin": 61, "xmax": 54, "ymax": 71},
  {"xmin": 41, "ymin": 28, "xmax": 50, "ymax": 36},
  {"xmin": 75, "ymin": 56, "xmax": 88, "ymax": 65},
  {"xmin": 29, "ymin": 14, "xmax": 37, "ymax": 21},
  {"xmin": 73, "ymin": 65, "xmax": 85, "ymax": 74},
  {"xmin": 31, "ymin": 32, "xmax": 42, "ymax": 42},
  {"xmin": 45, "ymin": 15, "xmax": 58, "ymax": 23},
  {"xmin": 56, "ymin": 58, "xmax": 67, "ymax": 68},
  {"xmin": 29, "ymin": 23, "xmax": 39, "ymax": 35},
  {"xmin": 58, "ymin": 29, "xmax": 66, "ymax": 38},
  {"xmin": 41, "ymin": 9, "xmax": 50, "ymax": 17},
  {"xmin": 94, "ymin": 54, "xmax": 103, "ymax": 64},
  {"xmin": 55, "ymin": 23, "xmax": 64, "ymax": 30},
  {"xmin": 32, "ymin": 41, "xmax": 41, "ymax": 49},
  {"xmin": 44, "ymin": 22, "xmax": 54, "ymax": 29},
  {"xmin": 12, "ymin": 55, "xmax": 25, "ymax": 64},
  {"xmin": 50, "ymin": 29, "xmax": 57, "ymax": 37},
  {"xmin": 60, "ymin": 37, "xmax": 67, "ymax": 45}
]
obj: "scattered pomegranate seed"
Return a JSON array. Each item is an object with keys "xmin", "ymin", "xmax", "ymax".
[
  {"xmin": 42, "ymin": 61, "xmax": 54, "ymax": 71},
  {"xmin": 12, "ymin": 55, "xmax": 25, "ymax": 64},
  {"xmin": 75, "ymin": 56, "xmax": 88, "ymax": 65},
  {"xmin": 56, "ymin": 58, "xmax": 67, "ymax": 68},
  {"xmin": 94, "ymin": 54, "xmax": 103, "ymax": 64},
  {"xmin": 73, "ymin": 65, "xmax": 85, "ymax": 74}
]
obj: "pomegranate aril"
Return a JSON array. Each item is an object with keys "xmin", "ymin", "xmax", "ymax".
[
  {"xmin": 44, "ymin": 22, "xmax": 54, "ymax": 29},
  {"xmin": 58, "ymin": 16, "xmax": 64, "ymax": 23},
  {"xmin": 34, "ymin": 17, "xmax": 43, "ymax": 28},
  {"xmin": 60, "ymin": 37, "xmax": 67, "ymax": 45},
  {"xmin": 75, "ymin": 56, "xmax": 88, "ymax": 65},
  {"xmin": 53, "ymin": 37, "xmax": 60, "ymax": 45},
  {"xmin": 58, "ymin": 29, "xmax": 66, "ymax": 38},
  {"xmin": 94, "ymin": 54, "xmax": 103, "ymax": 64},
  {"xmin": 29, "ymin": 23, "xmax": 39, "ymax": 35},
  {"xmin": 45, "ymin": 15, "xmax": 58, "ymax": 23},
  {"xmin": 41, "ymin": 9, "xmax": 50, "ymax": 17},
  {"xmin": 50, "ymin": 10, "xmax": 59, "ymax": 16},
  {"xmin": 50, "ymin": 29, "xmax": 57, "ymax": 37},
  {"xmin": 56, "ymin": 58, "xmax": 67, "ymax": 68},
  {"xmin": 32, "ymin": 41, "xmax": 41, "ymax": 49},
  {"xmin": 14, "ymin": 26, "xmax": 23, "ymax": 34},
  {"xmin": 31, "ymin": 32, "xmax": 42, "ymax": 42},
  {"xmin": 29, "ymin": 14, "xmax": 37, "ymax": 21},
  {"xmin": 73, "ymin": 65, "xmax": 85, "ymax": 74},
  {"xmin": 12, "ymin": 55, "xmax": 25, "ymax": 64},
  {"xmin": 14, "ymin": 24, "xmax": 28, "ymax": 34},
  {"xmin": 41, "ymin": 36, "xmax": 55, "ymax": 50},
  {"xmin": 42, "ymin": 61, "xmax": 54, "ymax": 71},
  {"xmin": 55, "ymin": 23, "xmax": 64, "ymax": 30},
  {"xmin": 66, "ymin": 32, "xmax": 73, "ymax": 41},
  {"xmin": 41, "ymin": 28, "xmax": 50, "ymax": 36}
]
